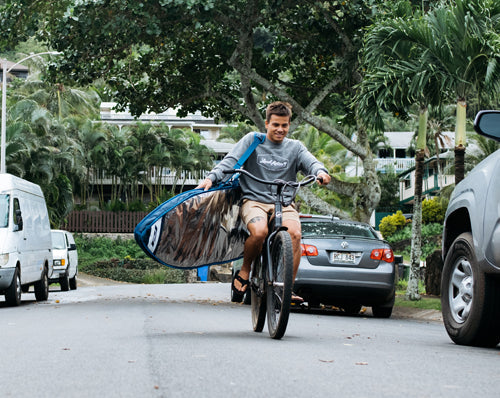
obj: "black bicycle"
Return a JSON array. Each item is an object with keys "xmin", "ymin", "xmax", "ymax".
[{"xmin": 224, "ymin": 168, "xmax": 317, "ymax": 339}]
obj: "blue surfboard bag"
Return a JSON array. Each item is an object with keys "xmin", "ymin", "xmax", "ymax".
[{"xmin": 134, "ymin": 133, "xmax": 265, "ymax": 269}]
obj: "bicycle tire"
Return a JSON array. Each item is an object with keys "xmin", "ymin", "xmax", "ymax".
[
  {"xmin": 266, "ymin": 230, "xmax": 294, "ymax": 339},
  {"xmin": 251, "ymin": 255, "xmax": 267, "ymax": 332}
]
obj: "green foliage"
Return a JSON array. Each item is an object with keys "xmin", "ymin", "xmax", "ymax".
[
  {"xmin": 76, "ymin": 235, "xmax": 147, "ymax": 268},
  {"xmin": 388, "ymin": 223, "xmax": 443, "ymax": 260},
  {"xmin": 127, "ymin": 199, "xmax": 147, "ymax": 212},
  {"xmin": 379, "ymin": 210, "xmax": 407, "ymax": 238},
  {"xmin": 387, "ymin": 222, "xmax": 443, "ymax": 244},
  {"xmin": 87, "ymin": 258, "xmax": 186, "ymax": 284},
  {"xmin": 422, "ymin": 197, "xmax": 445, "ymax": 224},
  {"xmin": 76, "ymin": 234, "xmax": 187, "ymax": 283},
  {"xmin": 377, "ymin": 170, "xmax": 400, "ymax": 209}
]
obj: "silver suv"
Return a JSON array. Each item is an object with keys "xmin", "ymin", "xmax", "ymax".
[{"xmin": 441, "ymin": 110, "xmax": 500, "ymax": 347}]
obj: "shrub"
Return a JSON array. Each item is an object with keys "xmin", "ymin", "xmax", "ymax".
[
  {"xmin": 422, "ymin": 197, "xmax": 445, "ymax": 224},
  {"xmin": 86, "ymin": 258, "xmax": 187, "ymax": 284},
  {"xmin": 379, "ymin": 210, "xmax": 407, "ymax": 238}
]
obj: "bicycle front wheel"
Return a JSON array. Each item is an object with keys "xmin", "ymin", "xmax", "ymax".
[
  {"xmin": 251, "ymin": 255, "xmax": 266, "ymax": 332},
  {"xmin": 266, "ymin": 230, "xmax": 294, "ymax": 339}
]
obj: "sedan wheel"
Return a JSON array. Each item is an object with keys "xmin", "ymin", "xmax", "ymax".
[{"xmin": 441, "ymin": 232, "xmax": 500, "ymax": 347}]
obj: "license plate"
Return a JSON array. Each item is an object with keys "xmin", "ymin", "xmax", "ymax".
[{"xmin": 331, "ymin": 251, "xmax": 355, "ymax": 263}]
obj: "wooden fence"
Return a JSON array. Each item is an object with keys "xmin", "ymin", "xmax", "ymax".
[{"xmin": 62, "ymin": 211, "xmax": 148, "ymax": 233}]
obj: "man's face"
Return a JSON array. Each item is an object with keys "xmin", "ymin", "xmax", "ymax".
[{"xmin": 265, "ymin": 114, "xmax": 290, "ymax": 144}]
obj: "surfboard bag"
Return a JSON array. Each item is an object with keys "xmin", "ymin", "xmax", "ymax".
[{"xmin": 134, "ymin": 132, "xmax": 265, "ymax": 269}]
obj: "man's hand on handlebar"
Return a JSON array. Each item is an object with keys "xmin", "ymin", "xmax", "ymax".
[
  {"xmin": 316, "ymin": 172, "xmax": 331, "ymax": 186},
  {"xmin": 196, "ymin": 178, "xmax": 213, "ymax": 191}
]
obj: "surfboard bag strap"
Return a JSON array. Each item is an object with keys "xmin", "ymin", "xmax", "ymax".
[
  {"xmin": 234, "ymin": 132, "xmax": 266, "ymax": 170},
  {"xmin": 134, "ymin": 132, "xmax": 265, "ymax": 269}
]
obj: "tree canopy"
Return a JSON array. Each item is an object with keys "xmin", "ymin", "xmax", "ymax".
[{"xmin": 37, "ymin": 0, "xmax": 383, "ymax": 221}]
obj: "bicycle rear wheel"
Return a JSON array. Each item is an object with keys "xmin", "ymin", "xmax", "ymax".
[
  {"xmin": 266, "ymin": 230, "xmax": 294, "ymax": 339},
  {"xmin": 251, "ymin": 255, "xmax": 267, "ymax": 332}
]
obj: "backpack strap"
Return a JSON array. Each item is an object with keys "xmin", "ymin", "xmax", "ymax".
[{"xmin": 233, "ymin": 132, "xmax": 266, "ymax": 169}]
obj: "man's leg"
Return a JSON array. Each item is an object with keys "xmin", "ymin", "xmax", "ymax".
[
  {"xmin": 283, "ymin": 218, "xmax": 302, "ymax": 280},
  {"xmin": 235, "ymin": 216, "xmax": 268, "ymax": 291}
]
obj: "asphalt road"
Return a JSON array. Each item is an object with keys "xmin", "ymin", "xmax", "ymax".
[{"xmin": 1, "ymin": 279, "xmax": 498, "ymax": 398}]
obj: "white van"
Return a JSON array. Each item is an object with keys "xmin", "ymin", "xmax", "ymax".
[
  {"xmin": 50, "ymin": 230, "xmax": 78, "ymax": 291},
  {"xmin": 0, "ymin": 174, "xmax": 53, "ymax": 306}
]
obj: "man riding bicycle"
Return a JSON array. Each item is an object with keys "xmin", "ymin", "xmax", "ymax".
[{"xmin": 196, "ymin": 101, "xmax": 331, "ymax": 303}]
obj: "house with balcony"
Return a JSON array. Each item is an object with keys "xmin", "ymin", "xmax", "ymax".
[
  {"xmin": 398, "ymin": 151, "xmax": 455, "ymax": 204},
  {"xmin": 375, "ymin": 131, "xmax": 416, "ymax": 174}
]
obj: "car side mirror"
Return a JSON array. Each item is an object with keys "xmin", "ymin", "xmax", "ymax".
[
  {"xmin": 69, "ymin": 243, "xmax": 77, "ymax": 251},
  {"xmin": 474, "ymin": 110, "xmax": 500, "ymax": 141}
]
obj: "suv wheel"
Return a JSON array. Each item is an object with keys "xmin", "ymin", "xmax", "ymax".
[{"xmin": 441, "ymin": 232, "xmax": 500, "ymax": 347}]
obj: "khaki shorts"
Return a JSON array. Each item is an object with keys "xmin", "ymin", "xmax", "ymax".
[{"xmin": 240, "ymin": 199, "xmax": 300, "ymax": 226}]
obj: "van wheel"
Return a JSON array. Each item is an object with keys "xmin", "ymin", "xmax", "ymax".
[
  {"xmin": 70, "ymin": 269, "xmax": 78, "ymax": 290},
  {"xmin": 59, "ymin": 274, "xmax": 70, "ymax": 291},
  {"xmin": 34, "ymin": 268, "xmax": 49, "ymax": 301},
  {"xmin": 5, "ymin": 268, "xmax": 21, "ymax": 306}
]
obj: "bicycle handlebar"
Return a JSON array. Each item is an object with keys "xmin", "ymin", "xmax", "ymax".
[{"xmin": 222, "ymin": 168, "xmax": 318, "ymax": 188}]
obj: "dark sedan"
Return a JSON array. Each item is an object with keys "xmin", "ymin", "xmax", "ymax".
[{"xmin": 294, "ymin": 215, "xmax": 397, "ymax": 318}]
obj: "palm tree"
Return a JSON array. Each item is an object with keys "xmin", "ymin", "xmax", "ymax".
[
  {"xmin": 217, "ymin": 122, "xmax": 256, "ymax": 143},
  {"xmin": 359, "ymin": 10, "xmax": 448, "ymax": 299},
  {"xmin": 77, "ymin": 120, "xmax": 107, "ymax": 207},
  {"xmin": 365, "ymin": 0, "xmax": 500, "ymax": 184}
]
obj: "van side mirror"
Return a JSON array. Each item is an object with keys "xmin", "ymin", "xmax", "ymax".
[
  {"xmin": 15, "ymin": 209, "xmax": 23, "ymax": 231},
  {"xmin": 69, "ymin": 243, "xmax": 77, "ymax": 251}
]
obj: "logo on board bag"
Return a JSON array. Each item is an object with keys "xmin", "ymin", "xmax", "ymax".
[
  {"xmin": 147, "ymin": 218, "xmax": 162, "ymax": 253},
  {"xmin": 257, "ymin": 155, "xmax": 288, "ymax": 170}
]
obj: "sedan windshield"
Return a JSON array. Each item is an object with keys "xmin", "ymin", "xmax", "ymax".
[
  {"xmin": 302, "ymin": 221, "xmax": 377, "ymax": 239},
  {"xmin": 0, "ymin": 194, "xmax": 9, "ymax": 228}
]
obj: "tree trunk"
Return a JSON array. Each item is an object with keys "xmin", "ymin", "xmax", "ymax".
[
  {"xmin": 406, "ymin": 107, "xmax": 427, "ymax": 301},
  {"xmin": 406, "ymin": 151, "xmax": 424, "ymax": 301},
  {"xmin": 454, "ymin": 146, "xmax": 465, "ymax": 185},
  {"xmin": 454, "ymin": 99, "xmax": 467, "ymax": 184},
  {"xmin": 425, "ymin": 249, "xmax": 443, "ymax": 296}
]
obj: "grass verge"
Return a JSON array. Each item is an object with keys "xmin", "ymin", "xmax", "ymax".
[
  {"xmin": 395, "ymin": 294, "xmax": 441, "ymax": 311},
  {"xmin": 395, "ymin": 279, "xmax": 442, "ymax": 311}
]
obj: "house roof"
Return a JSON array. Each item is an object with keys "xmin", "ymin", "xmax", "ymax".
[
  {"xmin": 382, "ymin": 131, "xmax": 455, "ymax": 149},
  {"xmin": 383, "ymin": 131, "xmax": 415, "ymax": 148},
  {"xmin": 0, "ymin": 59, "xmax": 29, "ymax": 72},
  {"xmin": 201, "ymin": 140, "xmax": 234, "ymax": 154}
]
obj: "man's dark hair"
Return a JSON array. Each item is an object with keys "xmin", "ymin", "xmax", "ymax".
[{"xmin": 266, "ymin": 101, "xmax": 292, "ymax": 122}]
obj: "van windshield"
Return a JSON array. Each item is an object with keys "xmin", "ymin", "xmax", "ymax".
[
  {"xmin": 51, "ymin": 232, "xmax": 66, "ymax": 249},
  {"xmin": 0, "ymin": 194, "xmax": 9, "ymax": 228}
]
